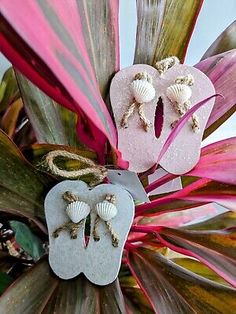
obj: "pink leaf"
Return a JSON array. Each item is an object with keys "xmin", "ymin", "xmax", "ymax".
[
  {"xmin": 186, "ymin": 137, "xmax": 236, "ymax": 185},
  {"xmin": 136, "ymin": 178, "xmax": 236, "ymax": 216},
  {"xmin": 195, "ymin": 50, "xmax": 236, "ymax": 138},
  {"xmin": 0, "ymin": 1, "xmax": 119, "ymax": 155},
  {"xmin": 146, "ymin": 204, "xmax": 218, "ymax": 228}
]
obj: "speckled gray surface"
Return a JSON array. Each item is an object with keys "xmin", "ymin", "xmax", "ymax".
[
  {"xmin": 45, "ymin": 180, "xmax": 134, "ymax": 285},
  {"xmin": 110, "ymin": 64, "xmax": 215, "ymax": 174},
  {"xmin": 107, "ymin": 169, "xmax": 149, "ymax": 203}
]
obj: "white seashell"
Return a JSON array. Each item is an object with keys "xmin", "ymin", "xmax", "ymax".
[
  {"xmin": 66, "ymin": 201, "xmax": 90, "ymax": 223},
  {"xmin": 166, "ymin": 83, "xmax": 192, "ymax": 104},
  {"xmin": 131, "ymin": 80, "xmax": 156, "ymax": 103},
  {"xmin": 95, "ymin": 200, "xmax": 118, "ymax": 221}
]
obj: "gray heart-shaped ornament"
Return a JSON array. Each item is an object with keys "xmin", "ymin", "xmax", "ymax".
[{"xmin": 45, "ymin": 180, "xmax": 134, "ymax": 285}]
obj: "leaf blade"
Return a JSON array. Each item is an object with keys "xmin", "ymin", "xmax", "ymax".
[
  {"xmin": 201, "ymin": 21, "xmax": 236, "ymax": 60},
  {"xmin": 195, "ymin": 50, "xmax": 236, "ymax": 138},
  {"xmin": 186, "ymin": 137, "xmax": 236, "ymax": 185},
  {"xmin": 0, "ymin": 260, "xmax": 58, "ymax": 314},
  {"xmin": 41, "ymin": 277, "xmax": 126, "ymax": 314},
  {"xmin": 0, "ymin": 1, "xmax": 118, "ymax": 152},
  {"xmin": 128, "ymin": 248, "xmax": 236, "ymax": 314},
  {"xmin": 0, "ymin": 129, "xmax": 53, "ymax": 219},
  {"xmin": 136, "ymin": 179, "xmax": 236, "ymax": 216},
  {"xmin": 15, "ymin": 71, "xmax": 79, "ymax": 147},
  {"xmin": 77, "ymin": 0, "xmax": 120, "ymax": 102},
  {"xmin": 158, "ymin": 227, "xmax": 236, "ymax": 287},
  {"xmin": 9, "ymin": 220, "xmax": 44, "ymax": 261},
  {"xmin": 134, "ymin": 0, "xmax": 203, "ymax": 65}
]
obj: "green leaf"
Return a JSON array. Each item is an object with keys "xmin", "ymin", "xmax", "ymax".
[
  {"xmin": 0, "ymin": 129, "xmax": 53, "ymax": 220},
  {"xmin": 201, "ymin": 21, "xmax": 236, "ymax": 60},
  {"xmin": 128, "ymin": 248, "xmax": 236, "ymax": 314},
  {"xmin": 15, "ymin": 71, "xmax": 80, "ymax": 147},
  {"xmin": 0, "ymin": 260, "xmax": 58, "ymax": 314},
  {"xmin": 172, "ymin": 258, "xmax": 229, "ymax": 285},
  {"xmin": 134, "ymin": 0, "xmax": 203, "ymax": 65},
  {"xmin": 9, "ymin": 221, "xmax": 44, "ymax": 261},
  {"xmin": 0, "ymin": 67, "xmax": 20, "ymax": 113},
  {"xmin": 41, "ymin": 277, "xmax": 126, "ymax": 314},
  {"xmin": 0, "ymin": 272, "xmax": 13, "ymax": 295}
]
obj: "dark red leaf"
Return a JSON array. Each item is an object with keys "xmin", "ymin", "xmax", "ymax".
[{"xmin": 128, "ymin": 247, "xmax": 236, "ymax": 313}]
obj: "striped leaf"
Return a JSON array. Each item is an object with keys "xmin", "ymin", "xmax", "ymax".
[
  {"xmin": 134, "ymin": 0, "xmax": 203, "ymax": 65},
  {"xmin": 136, "ymin": 178, "xmax": 236, "ymax": 216},
  {"xmin": 184, "ymin": 211, "xmax": 236, "ymax": 231},
  {"xmin": 0, "ymin": 129, "xmax": 53, "ymax": 220},
  {"xmin": 15, "ymin": 71, "xmax": 80, "ymax": 147},
  {"xmin": 195, "ymin": 50, "xmax": 236, "ymax": 138},
  {"xmin": 128, "ymin": 248, "xmax": 236, "ymax": 313},
  {"xmin": 41, "ymin": 278, "xmax": 125, "ymax": 314},
  {"xmin": 77, "ymin": 0, "xmax": 120, "ymax": 103},
  {"xmin": 1, "ymin": 0, "xmax": 119, "ymax": 154},
  {"xmin": 186, "ymin": 137, "xmax": 236, "ymax": 185},
  {"xmin": 172, "ymin": 258, "xmax": 229, "ymax": 285},
  {"xmin": 0, "ymin": 260, "xmax": 58, "ymax": 313},
  {"xmin": 158, "ymin": 227, "xmax": 236, "ymax": 287}
]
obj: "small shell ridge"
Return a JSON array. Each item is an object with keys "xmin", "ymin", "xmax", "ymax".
[
  {"xmin": 166, "ymin": 83, "xmax": 192, "ymax": 104},
  {"xmin": 66, "ymin": 201, "xmax": 91, "ymax": 223},
  {"xmin": 131, "ymin": 80, "xmax": 156, "ymax": 104},
  {"xmin": 95, "ymin": 200, "xmax": 118, "ymax": 221}
]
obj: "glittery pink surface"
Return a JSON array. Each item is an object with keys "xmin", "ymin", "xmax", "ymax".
[{"xmin": 110, "ymin": 64, "xmax": 215, "ymax": 174}]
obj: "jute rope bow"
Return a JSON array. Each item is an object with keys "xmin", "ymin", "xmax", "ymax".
[
  {"xmin": 120, "ymin": 72, "xmax": 156, "ymax": 132},
  {"xmin": 44, "ymin": 150, "xmax": 107, "ymax": 186}
]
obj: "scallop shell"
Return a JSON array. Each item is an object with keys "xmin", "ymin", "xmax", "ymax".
[
  {"xmin": 131, "ymin": 79, "xmax": 156, "ymax": 103},
  {"xmin": 66, "ymin": 201, "xmax": 90, "ymax": 223},
  {"xmin": 95, "ymin": 201, "xmax": 118, "ymax": 221},
  {"xmin": 166, "ymin": 83, "xmax": 192, "ymax": 104}
]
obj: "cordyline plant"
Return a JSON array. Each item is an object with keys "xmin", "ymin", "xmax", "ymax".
[{"xmin": 0, "ymin": 1, "xmax": 236, "ymax": 313}]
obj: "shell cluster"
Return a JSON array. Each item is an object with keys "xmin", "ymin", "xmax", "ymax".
[
  {"xmin": 66, "ymin": 201, "xmax": 91, "ymax": 223},
  {"xmin": 131, "ymin": 73, "xmax": 156, "ymax": 104},
  {"xmin": 95, "ymin": 200, "xmax": 118, "ymax": 221},
  {"xmin": 166, "ymin": 83, "xmax": 192, "ymax": 104}
]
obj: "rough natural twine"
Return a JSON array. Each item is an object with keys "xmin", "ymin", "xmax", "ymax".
[{"xmin": 44, "ymin": 150, "xmax": 107, "ymax": 186}]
